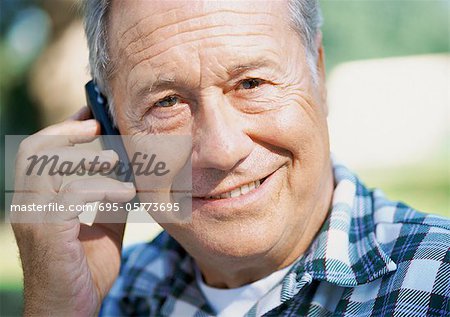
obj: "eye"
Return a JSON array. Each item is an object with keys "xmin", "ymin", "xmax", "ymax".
[
  {"xmin": 238, "ymin": 78, "xmax": 264, "ymax": 90},
  {"xmin": 154, "ymin": 95, "xmax": 179, "ymax": 107}
]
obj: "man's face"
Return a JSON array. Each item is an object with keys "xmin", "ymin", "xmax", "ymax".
[{"xmin": 108, "ymin": 0, "xmax": 332, "ymax": 267}]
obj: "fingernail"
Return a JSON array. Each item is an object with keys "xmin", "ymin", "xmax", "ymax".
[{"xmin": 123, "ymin": 182, "xmax": 135, "ymax": 189}]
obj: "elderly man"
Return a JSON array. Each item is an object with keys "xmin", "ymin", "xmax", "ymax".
[{"xmin": 11, "ymin": 0, "xmax": 449, "ymax": 316}]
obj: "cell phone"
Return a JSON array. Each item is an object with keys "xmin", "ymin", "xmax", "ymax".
[{"xmin": 84, "ymin": 80, "xmax": 135, "ymax": 184}]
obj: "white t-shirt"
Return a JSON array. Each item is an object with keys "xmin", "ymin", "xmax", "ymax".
[{"xmin": 195, "ymin": 263, "xmax": 295, "ymax": 317}]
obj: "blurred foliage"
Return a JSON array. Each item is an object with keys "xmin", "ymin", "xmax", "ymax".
[
  {"xmin": 0, "ymin": 0, "xmax": 449, "ymax": 315},
  {"xmin": 1, "ymin": 0, "xmax": 449, "ymax": 135},
  {"xmin": 358, "ymin": 155, "xmax": 449, "ymax": 218},
  {"xmin": 319, "ymin": 0, "xmax": 449, "ymax": 218},
  {"xmin": 321, "ymin": 0, "xmax": 449, "ymax": 70}
]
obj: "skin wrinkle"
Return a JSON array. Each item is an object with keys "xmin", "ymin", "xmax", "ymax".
[
  {"xmin": 129, "ymin": 59, "xmax": 278, "ymax": 103},
  {"xmin": 129, "ymin": 76, "xmax": 176, "ymax": 106},
  {"xmin": 124, "ymin": 22, "xmax": 275, "ymax": 59},
  {"xmin": 125, "ymin": 53, "xmax": 279, "ymax": 122},
  {"xmin": 197, "ymin": 48, "xmax": 203, "ymax": 89},
  {"xmin": 119, "ymin": 9, "xmax": 275, "ymax": 52},
  {"xmin": 124, "ymin": 40, "xmax": 273, "ymax": 99},
  {"xmin": 114, "ymin": 7, "xmax": 280, "ymax": 77},
  {"xmin": 108, "ymin": 0, "xmax": 333, "ymax": 288},
  {"xmin": 189, "ymin": 140, "xmax": 289, "ymax": 195},
  {"xmin": 130, "ymin": 107, "xmax": 192, "ymax": 135},
  {"xmin": 113, "ymin": 8, "xmax": 284, "ymax": 91},
  {"xmin": 126, "ymin": 32, "xmax": 277, "ymax": 83},
  {"xmin": 230, "ymin": 86, "xmax": 291, "ymax": 114}
]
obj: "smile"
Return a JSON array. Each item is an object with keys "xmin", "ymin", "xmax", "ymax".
[
  {"xmin": 191, "ymin": 165, "xmax": 285, "ymax": 216},
  {"xmin": 199, "ymin": 174, "xmax": 271, "ymax": 200},
  {"xmin": 205, "ymin": 179, "xmax": 261, "ymax": 199},
  {"xmin": 192, "ymin": 168, "xmax": 285, "ymax": 215}
]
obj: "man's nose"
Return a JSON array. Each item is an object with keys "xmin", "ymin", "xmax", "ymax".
[{"xmin": 192, "ymin": 93, "xmax": 253, "ymax": 171}]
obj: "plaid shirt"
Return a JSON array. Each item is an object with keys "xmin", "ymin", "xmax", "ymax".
[{"xmin": 99, "ymin": 163, "xmax": 450, "ymax": 316}]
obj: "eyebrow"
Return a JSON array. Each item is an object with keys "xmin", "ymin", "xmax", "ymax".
[
  {"xmin": 131, "ymin": 56, "xmax": 280, "ymax": 99},
  {"xmin": 226, "ymin": 58, "xmax": 280, "ymax": 77},
  {"xmin": 130, "ymin": 75, "xmax": 177, "ymax": 102}
]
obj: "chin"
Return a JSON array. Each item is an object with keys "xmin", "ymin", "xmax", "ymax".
[{"xmin": 164, "ymin": 209, "xmax": 286, "ymax": 260}]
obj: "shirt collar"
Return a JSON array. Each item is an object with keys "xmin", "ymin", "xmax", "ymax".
[
  {"xmin": 150, "ymin": 161, "xmax": 398, "ymax": 312},
  {"xmin": 148, "ymin": 236, "xmax": 216, "ymax": 315},
  {"xmin": 286, "ymin": 162, "xmax": 397, "ymax": 288}
]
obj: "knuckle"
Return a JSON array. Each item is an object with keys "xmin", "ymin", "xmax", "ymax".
[
  {"xmin": 59, "ymin": 181, "xmax": 77, "ymax": 195},
  {"xmin": 59, "ymin": 180, "xmax": 86, "ymax": 197},
  {"xmin": 17, "ymin": 137, "xmax": 35, "ymax": 159}
]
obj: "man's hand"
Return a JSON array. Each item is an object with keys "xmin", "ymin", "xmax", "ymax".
[{"xmin": 11, "ymin": 107, "xmax": 136, "ymax": 316}]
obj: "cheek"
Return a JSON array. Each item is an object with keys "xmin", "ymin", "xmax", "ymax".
[
  {"xmin": 247, "ymin": 99, "xmax": 328, "ymax": 160},
  {"xmin": 246, "ymin": 98, "xmax": 330, "ymax": 198}
]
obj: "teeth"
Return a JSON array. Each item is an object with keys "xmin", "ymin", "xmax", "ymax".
[
  {"xmin": 220, "ymin": 192, "xmax": 231, "ymax": 199},
  {"xmin": 229, "ymin": 187, "xmax": 244, "ymax": 198},
  {"xmin": 240, "ymin": 184, "xmax": 249, "ymax": 195},
  {"xmin": 206, "ymin": 180, "xmax": 262, "ymax": 200}
]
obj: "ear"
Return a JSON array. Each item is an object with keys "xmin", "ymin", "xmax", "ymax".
[{"xmin": 314, "ymin": 31, "xmax": 328, "ymax": 116}]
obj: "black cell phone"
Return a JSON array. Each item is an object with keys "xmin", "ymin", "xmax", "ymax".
[{"xmin": 84, "ymin": 80, "xmax": 135, "ymax": 184}]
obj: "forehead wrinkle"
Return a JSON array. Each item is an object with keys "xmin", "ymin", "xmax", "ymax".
[
  {"xmin": 115, "ymin": 0, "xmax": 278, "ymax": 50},
  {"xmin": 127, "ymin": 55, "xmax": 198, "ymax": 100},
  {"xmin": 117, "ymin": 6, "xmax": 180, "ymax": 44},
  {"xmin": 120, "ymin": 10, "xmax": 276, "ymax": 64},
  {"xmin": 125, "ymin": 37, "xmax": 280, "ymax": 98},
  {"xmin": 126, "ymin": 45, "xmax": 199, "ymax": 98},
  {"xmin": 124, "ymin": 21, "xmax": 274, "ymax": 63},
  {"xmin": 128, "ymin": 48, "xmax": 281, "ymax": 100},
  {"xmin": 112, "ymin": 1, "xmax": 293, "ymax": 87},
  {"xmin": 127, "ymin": 32, "xmax": 276, "ymax": 78}
]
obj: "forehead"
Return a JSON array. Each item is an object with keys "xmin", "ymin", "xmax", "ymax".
[
  {"xmin": 109, "ymin": 0, "xmax": 290, "ymax": 37},
  {"xmin": 107, "ymin": 0, "xmax": 299, "ymax": 93}
]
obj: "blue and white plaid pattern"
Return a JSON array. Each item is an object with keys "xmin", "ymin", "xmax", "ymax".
[{"xmin": 99, "ymin": 163, "xmax": 450, "ymax": 316}]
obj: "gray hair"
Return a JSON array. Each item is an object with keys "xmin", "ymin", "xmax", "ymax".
[{"xmin": 83, "ymin": 0, "xmax": 323, "ymax": 125}]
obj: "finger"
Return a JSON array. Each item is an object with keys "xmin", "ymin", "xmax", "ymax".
[
  {"xmin": 67, "ymin": 106, "xmax": 92, "ymax": 121},
  {"xmin": 32, "ymin": 148, "xmax": 118, "ymax": 176},
  {"xmin": 54, "ymin": 178, "xmax": 136, "ymax": 221},
  {"xmin": 15, "ymin": 149, "xmax": 119, "ymax": 194},
  {"xmin": 91, "ymin": 201, "xmax": 129, "ymax": 224},
  {"xmin": 81, "ymin": 222, "xmax": 127, "ymax": 249},
  {"xmin": 37, "ymin": 119, "xmax": 99, "ymax": 137},
  {"xmin": 18, "ymin": 120, "xmax": 100, "ymax": 158}
]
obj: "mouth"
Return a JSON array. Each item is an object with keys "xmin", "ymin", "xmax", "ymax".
[
  {"xmin": 196, "ymin": 173, "xmax": 272, "ymax": 200},
  {"xmin": 190, "ymin": 165, "xmax": 285, "ymax": 215}
]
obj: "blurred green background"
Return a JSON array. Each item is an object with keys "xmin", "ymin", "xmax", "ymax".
[{"xmin": 1, "ymin": 0, "xmax": 449, "ymax": 316}]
